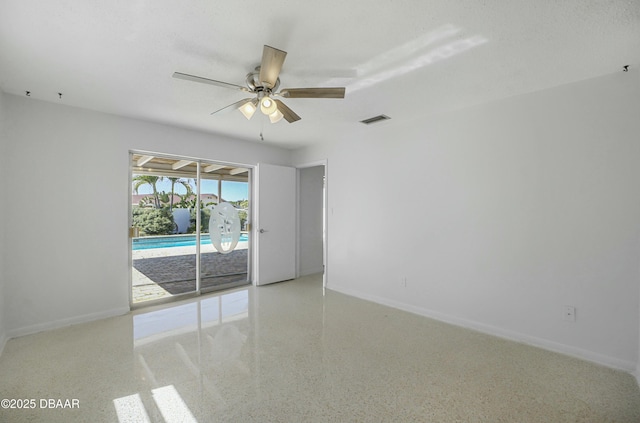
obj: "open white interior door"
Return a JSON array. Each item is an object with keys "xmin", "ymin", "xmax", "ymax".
[{"xmin": 254, "ymin": 163, "xmax": 296, "ymax": 285}]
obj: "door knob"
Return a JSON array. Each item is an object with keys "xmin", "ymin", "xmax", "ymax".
[{"xmin": 259, "ymin": 229, "xmax": 267, "ymax": 233}]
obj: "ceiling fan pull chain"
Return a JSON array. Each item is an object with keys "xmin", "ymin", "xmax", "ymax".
[{"xmin": 260, "ymin": 116, "xmax": 265, "ymax": 141}]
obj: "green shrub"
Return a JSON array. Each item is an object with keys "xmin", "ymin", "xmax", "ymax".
[
  {"xmin": 188, "ymin": 207, "xmax": 211, "ymax": 233},
  {"xmin": 132, "ymin": 207, "xmax": 175, "ymax": 235}
]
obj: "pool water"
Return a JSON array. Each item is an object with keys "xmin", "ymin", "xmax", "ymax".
[{"xmin": 133, "ymin": 234, "xmax": 248, "ymax": 250}]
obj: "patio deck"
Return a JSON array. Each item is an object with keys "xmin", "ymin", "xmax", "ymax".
[{"xmin": 132, "ymin": 242, "xmax": 249, "ymax": 303}]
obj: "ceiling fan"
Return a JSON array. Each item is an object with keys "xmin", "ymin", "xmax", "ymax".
[{"xmin": 173, "ymin": 45, "xmax": 346, "ymax": 123}]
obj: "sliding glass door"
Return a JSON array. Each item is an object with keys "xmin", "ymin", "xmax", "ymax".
[
  {"xmin": 130, "ymin": 152, "xmax": 250, "ymax": 306},
  {"xmin": 200, "ymin": 179, "xmax": 250, "ymax": 292}
]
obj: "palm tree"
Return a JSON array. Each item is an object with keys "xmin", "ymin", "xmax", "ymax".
[
  {"xmin": 167, "ymin": 177, "xmax": 193, "ymax": 211},
  {"xmin": 132, "ymin": 175, "xmax": 163, "ymax": 208}
]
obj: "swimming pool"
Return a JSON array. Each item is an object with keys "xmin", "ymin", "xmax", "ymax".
[{"xmin": 132, "ymin": 234, "xmax": 248, "ymax": 250}]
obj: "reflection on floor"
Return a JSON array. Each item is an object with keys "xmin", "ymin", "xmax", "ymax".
[{"xmin": 1, "ymin": 274, "xmax": 639, "ymax": 422}]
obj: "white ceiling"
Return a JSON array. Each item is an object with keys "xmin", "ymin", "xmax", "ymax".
[{"xmin": 1, "ymin": 0, "xmax": 638, "ymax": 149}]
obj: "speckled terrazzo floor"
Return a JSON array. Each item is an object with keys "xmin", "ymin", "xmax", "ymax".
[{"xmin": 1, "ymin": 274, "xmax": 639, "ymax": 422}]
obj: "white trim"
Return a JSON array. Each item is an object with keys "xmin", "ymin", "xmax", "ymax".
[
  {"xmin": 6, "ymin": 306, "xmax": 130, "ymax": 340},
  {"xmin": 128, "ymin": 152, "xmax": 133, "ymax": 306},
  {"xmin": 328, "ymin": 284, "xmax": 637, "ymax": 373}
]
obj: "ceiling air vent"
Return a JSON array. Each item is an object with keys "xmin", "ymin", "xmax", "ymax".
[{"xmin": 360, "ymin": 114, "xmax": 391, "ymax": 125}]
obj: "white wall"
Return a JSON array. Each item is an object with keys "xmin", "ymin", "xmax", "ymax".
[
  {"xmin": 0, "ymin": 90, "xmax": 7, "ymax": 355},
  {"xmin": 294, "ymin": 70, "xmax": 640, "ymax": 371},
  {"xmin": 298, "ymin": 165, "xmax": 325, "ymax": 276},
  {"xmin": 2, "ymin": 94, "xmax": 291, "ymax": 338}
]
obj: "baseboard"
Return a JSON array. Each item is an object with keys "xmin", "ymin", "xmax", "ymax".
[
  {"xmin": 7, "ymin": 306, "xmax": 130, "ymax": 340},
  {"xmin": 328, "ymin": 284, "xmax": 636, "ymax": 373}
]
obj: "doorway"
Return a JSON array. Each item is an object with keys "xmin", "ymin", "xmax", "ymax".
[
  {"xmin": 129, "ymin": 152, "xmax": 251, "ymax": 306},
  {"xmin": 297, "ymin": 162, "xmax": 327, "ymax": 285}
]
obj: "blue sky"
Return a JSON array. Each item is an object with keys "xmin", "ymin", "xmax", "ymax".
[{"xmin": 133, "ymin": 178, "xmax": 249, "ymax": 201}]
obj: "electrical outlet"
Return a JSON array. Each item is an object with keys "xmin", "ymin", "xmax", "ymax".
[{"xmin": 563, "ymin": 306, "xmax": 576, "ymax": 322}]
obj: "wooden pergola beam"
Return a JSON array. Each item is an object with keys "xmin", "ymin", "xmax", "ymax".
[
  {"xmin": 172, "ymin": 160, "xmax": 194, "ymax": 170},
  {"xmin": 229, "ymin": 167, "xmax": 248, "ymax": 175},
  {"xmin": 136, "ymin": 155, "xmax": 154, "ymax": 167},
  {"xmin": 203, "ymin": 164, "xmax": 225, "ymax": 173}
]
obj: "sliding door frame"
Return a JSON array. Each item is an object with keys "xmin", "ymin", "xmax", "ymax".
[{"xmin": 129, "ymin": 149, "xmax": 253, "ymax": 309}]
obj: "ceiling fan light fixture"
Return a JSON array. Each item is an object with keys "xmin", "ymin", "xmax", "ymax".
[
  {"xmin": 269, "ymin": 109, "xmax": 284, "ymax": 123},
  {"xmin": 238, "ymin": 100, "xmax": 257, "ymax": 120},
  {"xmin": 260, "ymin": 96, "xmax": 278, "ymax": 115},
  {"xmin": 174, "ymin": 45, "xmax": 346, "ymax": 124}
]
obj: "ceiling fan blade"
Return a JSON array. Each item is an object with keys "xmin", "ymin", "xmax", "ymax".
[
  {"xmin": 259, "ymin": 45, "xmax": 287, "ymax": 89},
  {"xmin": 279, "ymin": 87, "xmax": 345, "ymax": 99},
  {"xmin": 274, "ymin": 99, "xmax": 301, "ymax": 123},
  {"xmin": 211, "ymin": 98, "xmax": 255, "ymax": 115},
  {"xmin": 173, "ymin": 72, "xmax": 250, "ymax": 92}
]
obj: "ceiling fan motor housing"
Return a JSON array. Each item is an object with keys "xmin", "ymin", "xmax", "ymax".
[{"xmin": 246, "ymin": 66, "xmax": 280, "ymax": 93}]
